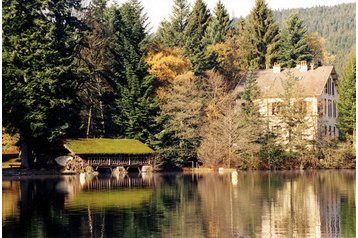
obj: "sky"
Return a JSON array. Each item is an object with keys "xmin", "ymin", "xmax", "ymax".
[{"xmin": 113, "ymin": 0, "xmax": 356, "ymax": 32}]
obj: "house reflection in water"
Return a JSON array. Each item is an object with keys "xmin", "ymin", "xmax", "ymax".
[
  {"xmin": 2, "ymin": 171, "xmax": 355, "ymax": 237},
  {"xmin": 259, "ymin": 171, "xmax": 354, "ymax": 237},
  {"xmin": 261, "ymin": 181, "xmax": 323, "ymax": 237},
  {"xmin": 196, "ymin": 171, "xmax": 354, "ymax": 238}
]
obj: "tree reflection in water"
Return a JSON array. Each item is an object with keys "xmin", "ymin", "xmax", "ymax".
[{"xmin": 2, "ymin": 171, "xmax": 356, "ymax": 238}]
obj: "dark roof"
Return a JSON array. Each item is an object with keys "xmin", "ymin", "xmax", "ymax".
[
  {"xmin": 236, "ymin": 66, "xmax": 337, "ymax": 98},
  {"xmin": 64, "ymin": 138, "xmax": 154, "ymax": 155}
]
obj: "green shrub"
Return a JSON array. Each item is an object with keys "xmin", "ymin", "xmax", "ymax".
[{"xmin": 319, "ymin": 140, "xmax": 355, "ymax": 169}]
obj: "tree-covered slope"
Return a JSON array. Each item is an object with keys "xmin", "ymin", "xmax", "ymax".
[{"xmin": 273, "ymin": 3, "xmax": 356, "ymax": 75}]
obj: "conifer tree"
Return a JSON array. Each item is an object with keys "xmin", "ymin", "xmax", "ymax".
[
  {"xmin": 205, "ymin": 0, "xmax": 231, "ymax": 45},
  {"xmin": 183, "ymin": 0, "xmax": 212, "ymax": 75},
  {"xmin": 238, "ymin": 0, "xmax": 280, "ymax": 69},
  {"xmin": 79, "ymin": 0, "xmax": 111, "ymax": 138},
  {"xmin": 278, "ymin": 12, "xmax": 312, "ymax": 68},
  {"xmin": 157, "ymin": 0, "xmax": 190, "ymax": 48},
  {"xmin": 107, "ymin": 0, "xmax": 159, "ymax": 143},
  {"xmin": 242, "ymin": 71, "xmax": 261, "ymax": 116},
  {"xmin": 277, "ymin": 72, "xmax": 314, "ymax": 159},
  {"xmin": 240, "ymin": 71, "xmax": 263, "ymax": 167},
  {"xmin": 3, "ymin": 0, "xmax": 85, "ymax": 167},
  {"xmin": 337, "ymin": 49, "xmax": 356, "ymax": 141}
]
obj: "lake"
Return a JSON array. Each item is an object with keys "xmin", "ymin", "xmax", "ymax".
[{"xmin": 2, "ymin": 170, "xmax": 355, "ymax": 237}]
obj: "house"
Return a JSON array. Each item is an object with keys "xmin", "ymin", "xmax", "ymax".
[
  {"xmin": 63, "ymin": 138, "xmax": 155, "ymax": 172},
  {"xmin": 238, "ymin": 61, "xmax": 338, "ymax": 142}
]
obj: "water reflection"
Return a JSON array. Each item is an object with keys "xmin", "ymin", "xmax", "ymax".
[{"xmin": 2, "ymin": 171, "xmax": 356, "ymax": 238}]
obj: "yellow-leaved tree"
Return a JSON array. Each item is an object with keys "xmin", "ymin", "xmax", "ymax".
[
  {"xmin": 307, "ymin": 32, "xmax": 336, "ymax": 65},
  {"xmin": 207, "ymin": 34, "xmax": 242, "ymax": 85},
  {"xmin": 146, "ymin": 46, "xmax": 191, "ymax": 99}
]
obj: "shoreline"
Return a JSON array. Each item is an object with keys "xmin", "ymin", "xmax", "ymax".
[
  {"xmin": 2, "ymin": 167, "xmax": 356, "ymax": 180},
  {"xmin": 2, "ymin": 168, "xmax": 78, "ymax": 180}
]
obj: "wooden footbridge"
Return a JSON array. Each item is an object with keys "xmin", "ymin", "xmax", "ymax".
[
  {"xmin": 64, "ymin": 138, "xmax": 155, "ymax": 172},
  {"xmin": 87, "ymin": 156, "xmax": 153, "ymax": 171}
]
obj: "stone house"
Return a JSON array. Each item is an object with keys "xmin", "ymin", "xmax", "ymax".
[{"xmin": 237, "ymin": 61, "xmax": 339, "ymax": 143}]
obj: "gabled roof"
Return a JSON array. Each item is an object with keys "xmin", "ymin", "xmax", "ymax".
[
  {"xmin": 64, "ymin": 138, "xmax": 154, "ymax": 155},
  {"xmin": 236, "ymin": 66, "xmax": 337, "ymax": 98}
]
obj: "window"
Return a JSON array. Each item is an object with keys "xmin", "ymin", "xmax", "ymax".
[
  {"xmin": 272, "ymin": 102, "xmax": 282, "ymax": 115},
  {"xmin": 324, "ymin": 125, "xmax": 327, "ymax": 136},
  {"xmin": 328, "ymin": 79, "xmax": 331, "ymax": 95},
  {"xmin": 324, "ymin": 99, "xmax": 327, "ymax": 116},
  {"xmin": 329, "ymin": 126, "xmax": 331, "ymax": 136},
  {"xmin": 317, "ymin": 103, "xmax": 321, "ymax": 115},
  {"xmin": 272, "ymin": 125, "xmax": 281, "ymax": 134},
  {"xmin": 325, "ymin": 83, "xmax": 328, "ymax": 94},
  {"xmin": 333, "ymin": 126, "xmax": 336, "ymax": 136},
  {"xmin": 295, "ymin": 100, "xmax": 307, "ymax": 114},
  {"xmin": 332, "ymin": 80, "xmax": 335, "ymax": 96},
  {"xmin": 328, "ymin": 100, "xmax": 332, "ymax": 117},
  {"xmin": 333, "ymin": 101, "xmax": 336, "ymax": 118}
]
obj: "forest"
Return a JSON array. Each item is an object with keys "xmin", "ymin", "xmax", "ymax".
[
  {"xmin": 274, "ymin": 2, "xmax": 356, "ymax": 75},
  {"xmin": 2, "ymin": 0, "xmax": 356, "ymax": 170}
]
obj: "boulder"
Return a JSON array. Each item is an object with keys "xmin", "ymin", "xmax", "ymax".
[{"xmin": 55, "ymin": 155, "xmax": 73, "ymax": 167}]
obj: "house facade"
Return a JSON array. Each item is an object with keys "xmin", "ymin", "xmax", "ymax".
[{"xmin": 239, "ymin": 61, "xmax": 339, "ymax": 142}]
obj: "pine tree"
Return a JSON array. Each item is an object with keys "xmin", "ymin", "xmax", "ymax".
[
  {"xmin": 240, "ymin": 70, "xmax": 263, "ymax": 167},
  {"xmin": 337, "ymin": 49, "xmax": 356, "ymax": 141},
  {"xmin": 242, "ymin": 70, "xmax": 261, "ymax": 115},
  {"xmin": 3, "ymin": 0, "xmax": 85, "ymax": 167},
  {"xmin": 107, "ymin": 0, "xmax": 159, "ymax": 143},
  {"xmin": 276, "ymin": 72, "xmax": 314, "ymax": 160},
  {"xmin": 157, "ymin": 0, "xmax": 190, "ymax": 48},
  {"xmin": 79, "ymin": 0, "xmax": 111, "ymax": 138},
  {"xmin": 278, "ymin": 12, "xmax": 312, "ymax": 68},
  {"xmin": 238, "ymin": 0, "xmax": 280, "ymax": 69},
  {"xmin": 205, "ymin": 0, "xmax": 231, "ymax": 45},
  {"xmin": 183, "ymin": 0, "xmax": 212, "ymax": 75}
]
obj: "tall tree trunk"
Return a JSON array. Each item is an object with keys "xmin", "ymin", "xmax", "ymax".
[
  {"xmin": 20, "ymin": 138, "xmax": 31, "ymax": 169},
  {"xmin": 99, "ymin": 100, "xmax": 105, "ymax": 135}
]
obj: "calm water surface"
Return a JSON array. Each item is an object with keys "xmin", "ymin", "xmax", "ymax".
[{"xmin": 2, "ymin": 171, "xmax": 356, "ymax": 238}]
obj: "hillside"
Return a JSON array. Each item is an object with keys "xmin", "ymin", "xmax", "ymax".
[{"xmin": 273, "ymin": 3, "xmax": 356, "ymax": 75}]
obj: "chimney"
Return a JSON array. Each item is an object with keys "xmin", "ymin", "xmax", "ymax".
[
  {"xmin": 273, "ymin": 63, "xmax": 281, "ymax": 73},
  {"xmin": 299, "ymin": 60, "xmax": 308, "ymax": 72}
]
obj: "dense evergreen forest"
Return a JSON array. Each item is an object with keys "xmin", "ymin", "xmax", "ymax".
[
  {"xmin": 3, "ymin": 0, "xmax": 356, "ymax": 170},
  {"xmin": 274, "ymin": 3, "xmax": 356, "ymax": 75}
]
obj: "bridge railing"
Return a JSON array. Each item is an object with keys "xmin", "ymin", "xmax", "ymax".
[{"xmin": 87, "ymin": 157, "xmax": 151, "ymax": 167}]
